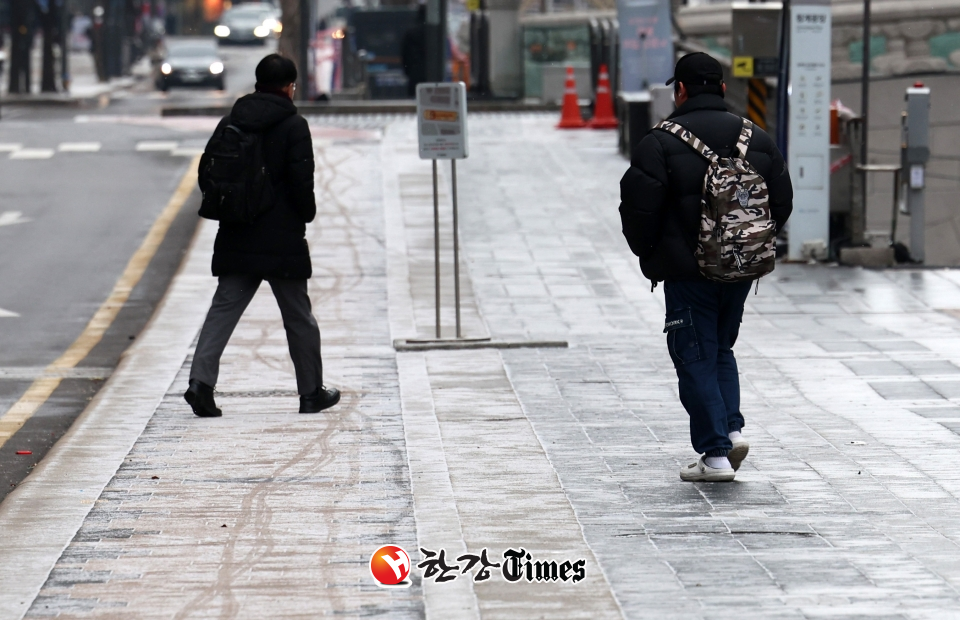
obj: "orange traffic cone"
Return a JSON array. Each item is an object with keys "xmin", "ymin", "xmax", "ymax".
[
  {"xmin": 557, "ymin": 66, "xmax": 586, "ymax": 129},
  {"xmin": 588, "ymin": 64, "xmax": 618, "ymax": 129}
]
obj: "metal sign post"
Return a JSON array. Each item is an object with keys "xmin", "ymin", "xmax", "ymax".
[
  {"xmin": 416, "ymin": 82, "xmax": 474, "ymax": 341},
  {"xmin": 451, "ymin": 159, "xmax": 462, "ymax": 337}
]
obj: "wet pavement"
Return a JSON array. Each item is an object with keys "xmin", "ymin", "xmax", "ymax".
[{"xmin": 5, "ymin": 114, "xmax": 960, "ymax": 618}]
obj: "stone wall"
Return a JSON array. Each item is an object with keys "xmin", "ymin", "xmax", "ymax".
[{"xmin": 677, "ymin": 0, "xmax": 960, "ymax": 79}]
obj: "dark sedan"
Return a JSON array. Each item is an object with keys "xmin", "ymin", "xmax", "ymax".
[{"xmin": 157, "ymin": 38, "xmax": 226, "ymax": 91}]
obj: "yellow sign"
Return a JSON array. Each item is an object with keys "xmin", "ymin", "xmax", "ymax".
[
  {"xmin": 733, "ymin": 56, "xmax": 754, "ymax": 78},
  {"xmin": 424, "ymin": 109, "xmax": 459, "ymax": 122},
  {"xmin": 466, "ymin": 0, "xmax": 480, "ymax": 10}
]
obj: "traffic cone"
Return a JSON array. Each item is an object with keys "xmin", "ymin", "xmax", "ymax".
[
  {"xmin": 557, "ymin": 66, "xmax": 586, "ymax": 129},
  {"xmin": 588, "ymin": 64, "xmax": 618, "ymax": 129}
]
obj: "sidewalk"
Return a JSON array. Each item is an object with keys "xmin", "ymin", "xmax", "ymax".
[
  {"xmin": 0, "ymin": 50, "xmax": 142, "ymax": 104},
  {"xmin": 5, "ymin": 114, "xmax": 960, "ymax": 618}
]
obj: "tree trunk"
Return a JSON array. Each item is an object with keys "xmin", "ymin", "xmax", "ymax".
[
  {"xmin": 40, "ymin": 5, "xmax": 59, "ymax": 92},
  {"xmin": 278, "ymin": 0, "xmax": 302, "ymax": 94},
  {"xmin": 8, "ymin": 0, "xmax": 32, "ymax": 94}
]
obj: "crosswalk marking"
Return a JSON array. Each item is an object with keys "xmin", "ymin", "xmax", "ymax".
[
  {"xmin": 0, "ymin": 308, "xmax": 19, "ymax": 318},
  {"xmin": 9, "ymin": 148, "xmax": 55, "ymax": 160},
  {"xmin": 58, "ymin": 142, "xmax": 102, "ymax": 152},
  {"xmin": 0, "ymin": 212, "xmax": 30, "ymax": 227},
  {"xmin": 171, "ymin": 147, "xmax": 205, "ymax": 157},
  {"xmin": 0, "ymin": 142, "xmax": 204, "ymax": 158},
  {"xmin": 135, "ymin": 141, "xmax": 179, "ymax": 151}
]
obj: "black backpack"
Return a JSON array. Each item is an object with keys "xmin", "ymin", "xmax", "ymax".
[{"xmin": 199, "ymin": 123, "xmax": 274, "ymax": 223}]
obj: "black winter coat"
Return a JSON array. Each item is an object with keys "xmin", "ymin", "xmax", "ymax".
[
  {"xmin": 619, "ymin": 94, "xmax": 793, "ymax": 282},
  {"xmin": 199, "ymin": 92, "xmax": 316, "ymax": 280}
]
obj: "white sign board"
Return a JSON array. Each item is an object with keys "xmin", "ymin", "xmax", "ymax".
[
  {"xmin": 416, "ymin": 82, "xmax": 469, "ymax": 160},
  {"xmin": 787, "ymin": 0, "xmax": 831, "ymax": 260}
]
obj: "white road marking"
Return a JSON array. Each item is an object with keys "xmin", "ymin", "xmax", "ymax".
[
  {"xmin": 58, "ymin": 142, "xmax": 102, "ymax": 152},
  {"xmin": 0, "ymin": 308, "xmax": 19, "ymax": 318},
  {"xmin": 0, "ymin": 143, "xmax": 22, "ymax": 152},
  {"xmin": 10, "ymin": 148, "xmax": 55, "ymax": 160},
  {"xmin": 0, "ymin": 211, "xmax": 30, "ymax": 227},
  {"xmin": 171, "ymin": 147, "xmax": 205, "ymax": 157},
  {"xmin": 135, "ymin": 141, "xmax": 179, "ymax": 151}
]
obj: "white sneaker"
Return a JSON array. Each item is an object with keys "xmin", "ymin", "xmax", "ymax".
[
  {"xmin": 680, "ymin": 456, "xmax": 735, "ymax": 482},
  {"xmin": 728, "ymin": 439, "xmax": 750, "ymax": 472}
]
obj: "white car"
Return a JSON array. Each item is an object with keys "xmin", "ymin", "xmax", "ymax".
[
  {"xmin": 157, "ymin": 38, "xmax": 225, "ymax": 91},
  {"xmin": 215, "ymin": 3, "xmax": 282, "ymax": 45}
]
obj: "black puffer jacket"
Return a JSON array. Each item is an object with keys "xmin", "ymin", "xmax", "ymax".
[
  {"xmin": 199, "ymin": 92, "xmax": 316, "ymax": 280},
  {"xmin": 619, "ymin": 94, "xmax": 793, "ymax": 282}
]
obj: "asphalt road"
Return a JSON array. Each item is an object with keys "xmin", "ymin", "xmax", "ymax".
[{"xmin": 0, "ymin": 41, "xmax": 274, "ymax": 500}]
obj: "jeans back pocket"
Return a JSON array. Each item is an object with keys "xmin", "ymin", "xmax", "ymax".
[{"xmin": 664, "ymin": 308, "xmax": 701, "ymax": 365}]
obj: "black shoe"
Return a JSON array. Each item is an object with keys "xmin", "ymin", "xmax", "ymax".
[
  {"xmin": 184, "ymin": 379, "xmax": 222, "ymax": 418},
  {"xmin": 299, "ymin": 386, "xmax": 340, "ymax": 414}
]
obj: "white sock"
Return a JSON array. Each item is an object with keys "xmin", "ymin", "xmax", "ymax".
[
  {"xmin": 729, "ymin": 431, "xmax": 743, "ymax": 442},
  {"xmin": 705, "ymin": 456, "xmax": 732, "ymax": 469}
]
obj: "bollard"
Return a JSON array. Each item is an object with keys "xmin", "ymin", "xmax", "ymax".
[{"xmin": 902, "ymin": 83, "xmax": 930, "ymax": 263}]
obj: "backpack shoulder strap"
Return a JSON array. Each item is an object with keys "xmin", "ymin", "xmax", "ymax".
[
  {"xmin": 735, "ymin": 119, "xmax": 754, "ymax": 159},
  {"xmin": 654, "ymin": 120, "xmax": 719, "ymax": 164}
]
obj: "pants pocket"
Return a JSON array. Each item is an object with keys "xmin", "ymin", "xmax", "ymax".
[{"xmin": 664, "ymin": 308, "xmax": 701, "ymax": 365}]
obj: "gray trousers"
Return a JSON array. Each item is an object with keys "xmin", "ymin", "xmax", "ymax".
[{"xmin": 190, "ymin": 275, "xmax": 323, "ymax": 395}]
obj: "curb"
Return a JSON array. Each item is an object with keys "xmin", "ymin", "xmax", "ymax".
[
  {"xmin": 162, "ymin": 99, "xmax": 562, "ymax": 117},
  {"xmin": 0, "ymin": 77, "xmax": 141, "ymax": 109}
]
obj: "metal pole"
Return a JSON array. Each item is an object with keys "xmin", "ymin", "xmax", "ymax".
[
  {"xmin": 859, "ymin": 0, "xmax": 871, "ymax": 244},
  {"xmin": 451, "ymin": 159, "xmax": 461, "ymax": 339},
  {"xmin": 890, "ymin": 168, "xmax": 900, "ymax": 245},
  {"xmin": 432, "ymin": 159, "xmax": 441, "ymax": 339}
]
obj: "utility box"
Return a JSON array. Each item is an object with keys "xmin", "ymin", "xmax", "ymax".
[
  {"xmin": 731, "ymin": 2, "xmax": 782, "ymax": 78},
  {"xmin": 617, "ymin": 91, "xmax": 650, "ymax": 159},
  {"xmin": 903, "ymin": 86, "xmax": 931, "ymax": 173},
  {"xmin": 616, "ymin": 87, "xmax": 675, "ymax": 159}
]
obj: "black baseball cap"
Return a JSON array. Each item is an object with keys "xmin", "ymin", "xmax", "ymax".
[{"xmin": 665, "ymin": 52, "xmax": 724, "ymax": 87}]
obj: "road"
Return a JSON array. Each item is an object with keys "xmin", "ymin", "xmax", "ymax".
[{"xmin": 0, "ymin": 40, "xmax": 274, "ymax": 500}]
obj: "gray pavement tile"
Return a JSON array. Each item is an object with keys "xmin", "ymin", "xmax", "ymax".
[
  {"xmin": 868, "ymin": 380, "xmax": 943, "ymax": 400},
  {"xmin": 16, "ymin": 114, "xmax": 960, "ymax": 618}
]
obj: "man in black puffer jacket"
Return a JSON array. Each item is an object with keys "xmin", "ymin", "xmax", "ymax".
[
  {"xmin": 184, "ymin": 54, "xmax": 340, "ymax": 418},
  {"xmin": 619, "ymin": 53, "xmax": 792, "ymax": 482}
]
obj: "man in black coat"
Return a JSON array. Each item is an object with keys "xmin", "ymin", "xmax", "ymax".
[
  {"xmin": 619, "ymin": 53, "xmax": 793, "ymax": 481},
  {"xmin": 184, "ymin": 54, "xmax": 340, "ymax": 418}
]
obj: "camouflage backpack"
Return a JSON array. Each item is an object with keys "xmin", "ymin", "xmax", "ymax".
[{"xmin": 654, "ymin": 119, "xmax": 777, "ymax": 283}]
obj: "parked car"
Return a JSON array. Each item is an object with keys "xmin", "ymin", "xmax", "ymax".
[
  {"xmin": 214, "ymin": 3, "xmax": 281, "ymax": 45},
  {"xmin": 157, "ymin": 37, "xmax": 225, "ymax": 91}
]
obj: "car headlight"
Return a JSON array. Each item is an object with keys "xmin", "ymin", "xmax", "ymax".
[
  {"xmin": 214, "ymin": 25, "xmax": 230, "ymax": 37},
  {"xmin": 161, "ymin": 62, "xmax": 172, "ymax": 75},
  {"xmin": 253, "ymin": 25, "xmax": 270, "ymax": 37},
  {"xmin": 210, "ymin": 62, "xmax": 224, "ymax": 75},
  {"xmin": 262, "ymin": 18, "xmax": 281, "ymax": 33}
]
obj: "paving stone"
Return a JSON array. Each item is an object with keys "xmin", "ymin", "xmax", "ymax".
[{"xmin": 10, "ymin": 114, "xmax": 960, "ymax": 619}]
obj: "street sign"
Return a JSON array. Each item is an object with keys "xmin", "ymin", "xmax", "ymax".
[
  {"xmin": 416, "ymin": 82, "xmax": 469, "ymax": 160},
  {"xmin": 787, "ymin": 0, "xmax": 831, "ymax": 260},
  {"xmin": 733, "ymin": 57, "xmax": 754, "ymax": 78}
]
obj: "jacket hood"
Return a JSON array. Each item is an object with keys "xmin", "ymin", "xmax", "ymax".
[
  {"xmin": 668, "ymin": 93, "xmax": 728, "ymax": 119},
  {"xmin": 230, "ymin": 92, "xmax": 297, "ymax": 131}
]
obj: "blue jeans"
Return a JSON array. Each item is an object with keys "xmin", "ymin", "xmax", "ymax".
[{"xmin": 663, "ymin": 279, "xmax": 752, "ymax": 457}]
